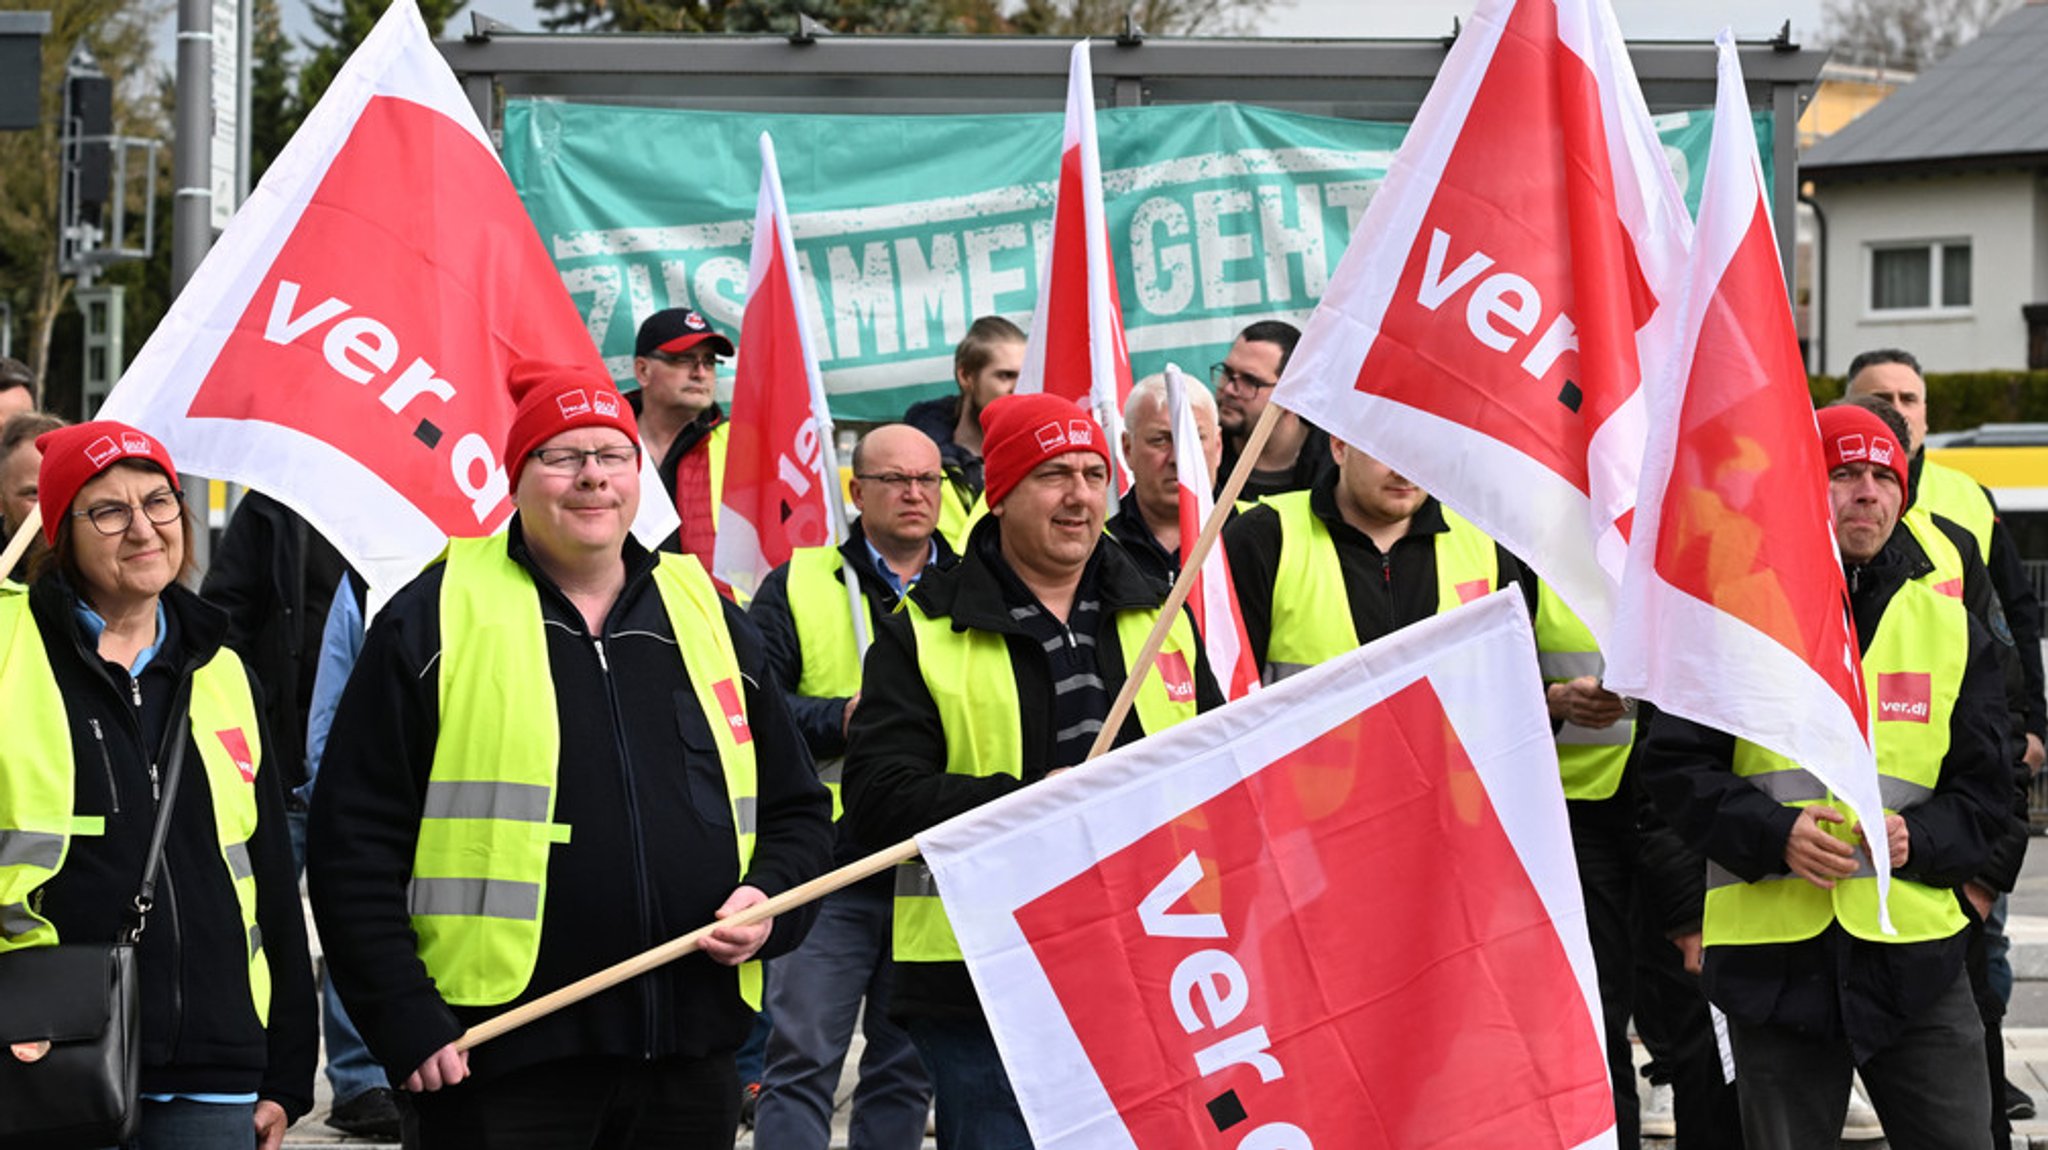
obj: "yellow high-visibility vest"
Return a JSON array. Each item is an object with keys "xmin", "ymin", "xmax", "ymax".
[{"xmin": 1533, "ymin": 583, "xmax": 1632, "ymax": 801}]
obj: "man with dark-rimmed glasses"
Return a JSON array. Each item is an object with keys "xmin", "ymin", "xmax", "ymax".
[
  {"xmin": 632, "ymin": 307, "xmax": 737, "ymax": 564},
  {"xmin": 1211, "ymin": 319, "xmax": 1332, "ymax": 503}
]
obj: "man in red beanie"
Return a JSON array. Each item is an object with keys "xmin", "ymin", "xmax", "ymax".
[
  {"xmin": 1639, "ymin": 401, "xmax": 2018, "ymax": 1150},
  {"xmin": 308, "ymin": 359, "xmax": 832, "ymax": 1149},
  {"xmin": 842, "ymin": 392, "xmax": 1224, "ymax": 1149}
]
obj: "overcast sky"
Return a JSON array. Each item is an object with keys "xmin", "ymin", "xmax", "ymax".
[{"xmin": 265, "ymin": 0, "xmax": 1827, "ymax": 57}]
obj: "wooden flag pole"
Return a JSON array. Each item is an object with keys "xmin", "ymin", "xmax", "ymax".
[
  {"xmin": 455, "ymin": 400, "xmax": 1289, "ymax": 1051},
  {"xmin": 1081, "ymin": 399, "xmax": 1281, "ymax": 761},
  {"xmin": 0, "ymin": 506, "xmax": 43, "ymax": 583}
]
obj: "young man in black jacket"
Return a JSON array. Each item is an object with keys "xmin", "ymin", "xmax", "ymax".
[
  {"xmin": 844, "ymin": 394, "xmax": 1224, "ymax": 1150},
  {"xmin": 308, "ymin": 361, "xmax": 832, "ymax": 1149},
  {"xmin": 1640, "ymin": 404, "xmax": 2015, "ymax": 1150}
]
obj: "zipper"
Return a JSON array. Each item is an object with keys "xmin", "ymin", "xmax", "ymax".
[
  {"xmin": 1381, "ymin": 551, "xmax": 1394, "ymax": 587},
  {"xmin": 89, "ymin": 719, "xmax": 120, "ymax": 815},
  {"xmin": 593, "ymin": 634, "xmax": 659, "ymax": 1057}
]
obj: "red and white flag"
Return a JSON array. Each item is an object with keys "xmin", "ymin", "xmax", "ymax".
[
  {"xmin": 713, "ymin": 132, "xmax": 849, "ymax": 600},
  {"xmin": 1167, "ymin": 366, "xmax": 1257, "ymax": 701},
  {"xmin": 1604, "ymin": 33, "xmax": 1890, "ymax": 925},
  {"xmin": 921, "ymin": 592, "xmax": 1614, "ymax": 1149},
  {"xmin": 98, "ymin": 0, "xmax": 674, "ymax": 601},
  {"xmin": 1018, "ymin": 40, "xmax": 1135, "ymax": 486},
  {"xmin": 1270, "ymin": 0, "xmax": 1691, "ymax": 645}
]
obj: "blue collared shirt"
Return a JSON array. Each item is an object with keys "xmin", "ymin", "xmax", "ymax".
[
  {"xmin": 73, "ymin": 600, "xmax": 168, "ymax": 675},
  {"xmin": 863, "ymin": 536, "xmax": 937, "ymax": 599}
]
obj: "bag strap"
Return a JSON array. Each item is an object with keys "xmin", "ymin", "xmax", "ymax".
[{"xmin": 125, "ymin": 677, "xmax": 194, "ymax": 945}]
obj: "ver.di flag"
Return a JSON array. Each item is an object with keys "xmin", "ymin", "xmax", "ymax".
[
  {"xmin": 1018, "ymin": 40, "xmax": 1136, "ymax": 488},
  {"xmin": 1271, "ymin": 0, "xmax": 1692, "ymax": 645},
  {"xmin": 714, "ymin": 132, "xmax": 852, "ymax": 601},
  {"xmin": 97, "ymin": 0, "xmax": 675, "ymax": 602},
  {"xmin": 1167, "ymin": 365, "xmax": 1258, "ymax": 701},
  {"xmin": 920, "ymin": 591, "xmax": 1614, "ymax": 1149},
  {"xmin": 1604, "ymin": 32, "xmax": 1891, "ymax": 926}
]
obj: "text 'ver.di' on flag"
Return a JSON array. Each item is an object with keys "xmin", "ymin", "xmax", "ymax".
[
  {"xmin": 1271, "ymin": 0, "xmax": 1691, "ymax": 647},
  {"xmin": 1604, "ymin": 31, "xmax": 1891, "ymax": 927},
  {"xmin": 98, "ymin": 0, "xmax": 675, "ymax": 602},
  {"xmin": 920, "ymin": 591, "xmax": 1615, "ymax": 1149}
]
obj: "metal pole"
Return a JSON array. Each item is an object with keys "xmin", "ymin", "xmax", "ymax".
[{"xmin": 174, "ymin": 0, "xmax": 214, "ymax": 574}]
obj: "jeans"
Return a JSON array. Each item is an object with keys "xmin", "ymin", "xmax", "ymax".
[
  {"xmin": 737, "ymin": 1007, "xmax": 772, "ymax": 1087},
  {"xmin": 402, "ymin": 1054, "xmax": 741, "ymax": 1150},
  {"xmin": 905, "ymin": 1013, "xmax": 1032, "ymax": 1150},
  {"xmin": 287, "ymin": 803, "xmax": 386, "ymax": 1103},
  {"xmin": 1728, "ymin": 968, "xmax": 1991, "ymax": 1150},
  {"xmin": 1987, "ymin": 892, "xmax": 2014, "ymax": 1006},
  {"xmin": 755, "ymin": 884, "xmax": 931, "ymax": 1150},
  {"xmin": 118, "ymin": 1098, "xmax": 255, "ymax": 1149}
]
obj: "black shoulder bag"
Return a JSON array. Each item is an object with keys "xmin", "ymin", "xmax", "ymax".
[{"xmin": 0, "ymin": 692, "xmax": 191, "ymax": 1149}]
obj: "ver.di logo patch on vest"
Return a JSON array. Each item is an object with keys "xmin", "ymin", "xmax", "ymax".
[
  {"xmin": 1155, "ymin": 650, "xmax": 1196, "ymax": 704},
  {"xmin": 1877, "ymin": 672, "xmax": 1932, "ymax": 724},
  {"xmin": 1456, "ymin": 579, "xmax": 1490, "ymax": 604},
  {"xmin": 216, "ymin": 728, "xmax": 257, "ymax": 781},
  {"xmin": 713, "ymin": 678, "xmax": 752, "ymax": 744}
]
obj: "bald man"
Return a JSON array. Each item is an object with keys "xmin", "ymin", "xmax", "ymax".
[{"xmin": 745, "ymin": 424, "xmax": 951, "ymax": 1150}]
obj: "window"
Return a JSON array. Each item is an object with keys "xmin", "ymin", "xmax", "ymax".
[{"xmin": 1869, "ymin": 240, "xmax": 1972, "ymax": 313}]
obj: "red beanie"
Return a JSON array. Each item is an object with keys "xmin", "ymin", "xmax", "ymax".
[
  {"xmin": 1817, "ymin": 405, "xmax": 1909, "ymax": 502},
  {"xmin": 978, "ymin": 394, "xmax": 1110, "ymax": 510},
  {"xmin": 502, "ymin": 360, "xmax": 640, "ymax": 490},
  {"xmin": 35, "ymin": 421, "xmax": 180, "ymax": 545}
]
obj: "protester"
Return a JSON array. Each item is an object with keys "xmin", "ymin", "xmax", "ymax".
[
  {"xmin": 1, "ymin": 411, "xmax": 63, "ymax": 561},
  {"xmin": 631, "ymin": 307, "xmax": 736, "ymax": 565},
  {"xmin": 1210, "ymin": 320, "xmax": 1332, "ymax": 502},
  {"xmin": 843, "ymin": 393, "xmax": 1223, "ymax": 1149},
  {"xmin": 1640, "ymin": 403, "xmax": 2015, "ymax": 1150},
  {"xmin": 0, "ymin": 356, "xmax": 34, "ymax": 422},
  {"xmin": 1223, "ymin": 435, "xmax": 1533, "ymax": 682},
  {"xmin": 905, "ymin": 315, "xmax": 1024, "ymax": 550},
  {"xmin": 1, "ymin": 420, "xmax": 316, "ymax": 1148},
  {"xmin": 1105, "ymin": 373, "xmax": 1221, "ymax": 591},
  {"xmin": 747, "ymin": 424, "xmax": 950, "ymax": 1150},
  {"xmin": 308, "ymin": 360, "xmax": 832, "ymax": 1148},
  {"xmin": 199, "ymin": 492, "xmax": 398, "ymax": 1139}
]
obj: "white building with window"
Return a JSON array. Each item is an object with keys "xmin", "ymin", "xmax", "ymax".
[{"xmin": 1804, "ymin": 2, "xmax": 2048, "ymax": 376}]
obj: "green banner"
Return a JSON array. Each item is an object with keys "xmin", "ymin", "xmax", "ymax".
[{"xmin": 504, "ymin": 100, "xmax": 1771, "ymax": 422}]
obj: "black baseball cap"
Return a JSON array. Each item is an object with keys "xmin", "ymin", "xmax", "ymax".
[{"xmin": 635, "ymin": 308, "xmax": 736, "ymax": 359}]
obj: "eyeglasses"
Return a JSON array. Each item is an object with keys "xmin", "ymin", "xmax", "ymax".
[
  {"xmin": 529, "ymin": 446, "xmax": 641, "ymax": 475},
  {"xmin": 855, "ymin": 472, "xmax": 946, "ymax": 493},
  {"xmin": 1210, "ymin": 362, "xmax": 1278, "ymax": 393},
  {"xmin": 652, "ymin": 351, "xmax": 721, "ymax": 372},
  {"xmin": 74, "ymin": 489, "xmax": 182, "ymax": 536}
]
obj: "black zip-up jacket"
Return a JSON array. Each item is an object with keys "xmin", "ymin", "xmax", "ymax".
[
  {"xmin": 306, "ymin": 523, "xmax": 833, "ymax": 1087},
  {"xmin": 1217, "ymin": 418, "xmax": 1334, "ymax": 503},
  {"xmin": 1222, "ymin": 475, "xmax": 1539, "ymax": 674},
  {"xmin": 842, "ymin": 520, "xmax": 1225, "ymax": 1020},
  {"xmin": 27, "ymin": 576, "xmax": 316, "ymax": 1117},
  {"xmin": 903, "ymin": 394, "xmax": 984, "ymax": 501},
  {"xmin": 200, "ymin": 491, "xmax": 349, "ymax": 793},
  {"xmin": 1638, "ymin": 526, "xmax": 2016, "ymax": 1060}
]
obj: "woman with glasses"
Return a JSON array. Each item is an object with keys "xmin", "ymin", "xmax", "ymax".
[{"xmin": 0, "ymin": 421, "xmax": 316, "ymax": 1148}]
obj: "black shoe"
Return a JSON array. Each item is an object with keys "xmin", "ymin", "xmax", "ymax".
[
  {"xmin": 2009, "ymin": 1078, "xmax": 2036, "ymax": 1122},
  {"xmin": 329, "ymin": 1086, "xmax": 403, "ymax": 1141},
  {"xmin": 739, "ymin": 1081, "xmax": 762, "ymax": 1128}
]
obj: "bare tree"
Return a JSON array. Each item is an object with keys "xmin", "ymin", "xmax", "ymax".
[{"xmin": 1821, "ymin": 0, "xmax": 2023, "ymax": 71}]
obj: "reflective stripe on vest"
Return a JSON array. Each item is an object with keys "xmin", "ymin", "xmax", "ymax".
[
  {"xmin": 788, "ymin": 546, "xmax": 866, "ymax": 821},
  {"xmin": 1915, "ymin": 460, "xmax": 1994, "ymax": 560},
  {"xmin": 419, "ymin": 539, "xmax": 764, "ymax": 1008},
  {"xmin": 1264, "ymin": 492, "xmax": 1499, "ymax": 681},
  {"xmin": 1533, "ymin": 583, "xmax": 1632, "ymax": 801},
  {"xmin": 0, "ymin": 588, "xmax": 271, "ymax": 1022},
  {"xmin": 892, "ymin": 600, "xmax": 1202, "ymax": 963},
  {"xmin": 1703, "ymin": 578, "xmax": 1969, "ymax": 947}
]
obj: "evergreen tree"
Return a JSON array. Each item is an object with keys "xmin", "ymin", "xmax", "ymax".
[
  {"xmin": 250, "ymin": 0, "xmax": 297, "ymax": 182},
  {"xmin": 297, "ymin": 0, "xmax": 464, "ymax": 114}
]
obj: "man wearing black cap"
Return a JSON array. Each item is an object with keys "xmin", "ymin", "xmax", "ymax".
[{"xmin": 633, "ymin": 308, "xmax": 737, "ymax": 564}]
